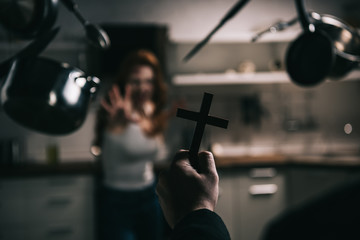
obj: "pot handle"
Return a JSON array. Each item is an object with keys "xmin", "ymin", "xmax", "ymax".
[
  {"xmin": 295, "ymin": 0, "xmax": 314, "ymax": 32},
  {"xmin": 88, "ymin": 76, "xmax": 100, "ymax": 96},
  {"xmin": 0, "ymin": 27, "xmax": 60, "ymax": 78},
  {"xmin": 75, "ymin": 76, "xmax": 100, "ymax": 96}
]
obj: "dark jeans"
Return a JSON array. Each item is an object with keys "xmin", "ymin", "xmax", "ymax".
[{"xmin": 99, "ymin": 183, "xmax": 164, "ymax": 240}]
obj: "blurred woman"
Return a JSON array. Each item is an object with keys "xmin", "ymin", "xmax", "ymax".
[{"xmin": 92, "ymin": 49, "xmax": 169, "ymax": 240}]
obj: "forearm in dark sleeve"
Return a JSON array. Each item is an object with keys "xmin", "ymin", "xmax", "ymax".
[{"xmin": 171, "ymin": 209, "xmax": 231, "ymax": 240}]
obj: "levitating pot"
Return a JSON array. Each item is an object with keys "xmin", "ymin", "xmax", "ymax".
[{"xmin": 0, "ymin": 57, "xmax": 100, "ymax": 135}]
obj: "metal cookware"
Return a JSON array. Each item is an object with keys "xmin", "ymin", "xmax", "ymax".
[
  {"xmin": 0, "ymin": 27, "xmax": 60, "ymax": 77},
  {"xmin": 183, "ymin": 0, "xmax": 251, "ymax": 62},
  {"xmin": 253, "ymin": 1, "xmax": 360, "ymax": 87},
  {"xmin": 286, "ymin": 0, "xmax": 335, "ymax": 87},
  {"xmin": 288, "ymin": 0, "xmax": 360, "ymax": 86},
  {"xmin": 1, "ymin": 57, "xmax": 100, "ymax": 135},
  {"xmin": 60, "ymin": 0, "xmax": 110, "ymax": 49}
]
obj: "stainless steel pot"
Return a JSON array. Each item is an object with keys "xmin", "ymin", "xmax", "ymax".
[
  {"xmin": 252, "ymin": 10, "xmax": 360, "ymax": 85},
  {"xmin": 1, "ymin": 57, "xmax": 100, "ymax": 135},
  {"xmin": 312, "ymin": 12, "xmax": 360, "ymax": 79}
]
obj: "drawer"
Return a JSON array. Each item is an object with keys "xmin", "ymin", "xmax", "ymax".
[
  {"xmin": 24, "ymin": 194, "xmax": 93, "ymax": 223},
  {"xmin": 23, "ymin": 176, "xmax": 93, "ymax": 196},
  {"xmin": 0, "ymin": 179, "xmax": 24, "ymax": 199},
  {"xmin": 0, "ymin": 198, "xmax": 24, "ymax": 224},
  {"xmin": 0, "ymin": 224, "xmax": 25, "ymax": 240},
  {"xmin": 24, "ymin": 221, "xmax": 93, "ymax": 240}
]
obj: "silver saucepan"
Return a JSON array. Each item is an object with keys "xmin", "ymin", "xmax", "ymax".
[{"xmin": 252, "ymin": 10, "xmax": 360, "ymax": 86}]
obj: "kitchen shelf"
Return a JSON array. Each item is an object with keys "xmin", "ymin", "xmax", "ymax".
[
  {"xmin": 170, "ymin": 30, "xmax": 300, "ymax": 43},
  {"xmin": 172, "ymin": 70, "xmax": 360, "ymax": 86}
]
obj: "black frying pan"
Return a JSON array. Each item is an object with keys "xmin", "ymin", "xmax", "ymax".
[{"xmin": 286, "ymin": 0, "xmax": 335, "ymax": 87}]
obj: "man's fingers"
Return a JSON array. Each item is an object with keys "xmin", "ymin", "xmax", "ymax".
[
  {"xmin": 172, "ymin": 150, "xmax": 189, "ymax": 164},
  {"xmin": 171, "ymin": 150, "xmax": 202, "ymax": 178},
  {"xmin": 156, "ymin": 171, "xmax": 170, "ymax": 202},
  {"xmin": 198, "ymin": 151, "xmax": 217, "ymax": 176}
]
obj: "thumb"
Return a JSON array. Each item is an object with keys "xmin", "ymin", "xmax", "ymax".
[{"xmin": 197, "ymin": 151, "xmax": 217, "ymax": 175}]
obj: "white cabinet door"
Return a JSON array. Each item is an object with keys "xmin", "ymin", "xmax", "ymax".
[
  {"xmin": 216, "ymin": 168, "xmax": 286, "ymax": 240},
  {"xmin": 233, "ymin": 168, "xmax": 285, "ymax": 240},
  {"xmin": 0, "ymin": 175, "xmax": 94, "ymax": 240}
]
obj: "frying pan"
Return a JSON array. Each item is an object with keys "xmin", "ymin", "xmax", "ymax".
[{"xmin": 286, "ymin": 0, "xmax": 335, "ymax": 87}]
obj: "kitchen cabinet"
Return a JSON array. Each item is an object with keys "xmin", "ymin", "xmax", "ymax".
[
  {"xmin": 0, "ymin": 175, "xmax": 94, "ymax": 240},
  {"xmin": 215, "ymin": 162, "xmax": 360, "ymax": 240},
  {"xmin": 286, "ymin": 166, "xmax": 360, "ymax": 208},
  {"xmin": 216, "ymin": 167, "xmax": 286, "ymax": 240}
]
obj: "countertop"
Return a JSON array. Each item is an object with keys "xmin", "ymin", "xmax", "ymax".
[
  {"xmin": 0, "ymin": 161, "xmax": 99, "ymax": 178},
  {"xmin": 1, "ymin": 154, "xmax": 360, "ymax": 178},
  {"xmin": 214, "ymin": 154, "xmax": 360, "ymax": 168}
]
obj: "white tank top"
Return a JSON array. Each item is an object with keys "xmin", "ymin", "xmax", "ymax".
[{"xmin": 102, "ymin": 123, "xmax": 166, "ymax": 190}]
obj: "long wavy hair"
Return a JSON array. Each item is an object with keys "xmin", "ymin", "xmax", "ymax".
[{"xmin": 92, "ymin": 49, "xmax": 168, "ymax": 153}]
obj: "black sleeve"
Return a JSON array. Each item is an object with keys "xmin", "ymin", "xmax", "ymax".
[
  {"xmin": 262, "ymin": 178, "xmax": 360, "ymax": 240},
  {"xmin": 170, "ymin": 209, "xmax": 231, "ymax": 240}
]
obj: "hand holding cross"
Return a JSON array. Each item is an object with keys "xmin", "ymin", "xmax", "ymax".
[{"xmin": 176, "ymin": 92, "xmax": 229, "ymax": 170}]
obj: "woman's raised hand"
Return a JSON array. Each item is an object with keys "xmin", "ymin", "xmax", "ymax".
[{"xmin": 101, "ymin": 85, "xmax": 133, "ymax": 121}]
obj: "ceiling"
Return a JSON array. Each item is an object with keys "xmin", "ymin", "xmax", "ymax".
[
  {"xmin": 0, "ymin": 0, "xmax": 359, "ymax": 43},
  {"xmin": 61, "ymin": 0, "xmax": 360, "ymax": 42}
]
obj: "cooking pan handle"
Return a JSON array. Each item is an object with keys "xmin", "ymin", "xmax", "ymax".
[
  {"xmin": 295, "ymin": 0, "xmax": 314, "ymax": 32},
  {"xmin": 251, "ymin": 16, "xmax": 299, "ymax": 42},
  {"xmin": 0, "ymin": 27, "xmax": 60, "ymax": 78}
]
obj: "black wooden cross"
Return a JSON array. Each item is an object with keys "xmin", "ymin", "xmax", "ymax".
[{"xmin": 176, "ymin": 92, "xmax": 229, "ymax": 170}]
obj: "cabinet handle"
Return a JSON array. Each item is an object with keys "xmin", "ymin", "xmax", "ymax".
[
  {"xmin": 48, "ymin": 178, "xmax": 76, "ymax": 186},
  {"xmin": 47, "ymin": 226, "xmax": 73, "ymax": 236},
  {"xmin": 249, "ymin": 168, "xmax": 277, "ymax": 178},
  {"xmin": 249, "ymin": 184, "xmax": 278, "ymax": 195},
  {"xmin": 47, "ymin": 197, "xmax": 72, "ymax": 206}
]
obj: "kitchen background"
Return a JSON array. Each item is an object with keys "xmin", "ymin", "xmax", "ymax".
[
  {"xmin": 1, "ymin": 1, "xmax": 360, "ymax": 240},
  {"xmin": 1, "ymin": 0, "xmax": 359, "ymax": 163}
]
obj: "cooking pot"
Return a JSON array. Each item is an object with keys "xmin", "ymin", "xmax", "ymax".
[
  {"xmin": 286, "ymin": 0, "xmax": 360, "ymax": 87},
  {"xmin": 313, "ymin": 12, "xmax": 360, "ymax": 79},
  {"xmin": 0, "ymin": 57, "xmax": 100, "ymax": 135}
]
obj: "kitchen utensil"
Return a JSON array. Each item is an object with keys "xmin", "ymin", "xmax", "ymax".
[
  {"xmin": 183, "ymin": 0, "xmax": 251, "ymax": 62},
  {"xmin": 0, "ymin": 0, "xmax": 58, "ymax": 39},
  {"xmin": 1, "ymin": 57, "xmax": 100, "ymax": 135},
  {"xmin": 286, "ymin": 0, "xmax": 335, "ymax": 87},
  {"xmin": 251, "ymin": 16, "xmax": 298, "ymax": 42},
  {"xmin": 253, "ymin": 12, "xmax": 360, "ymax": 80},
  {"xmin": 60, "ymin": 0, "xmax": 110, "ymax": 49},
  {"xmin": 0, "ymin": 26, "xmax": 60, "ymax": 78}
]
